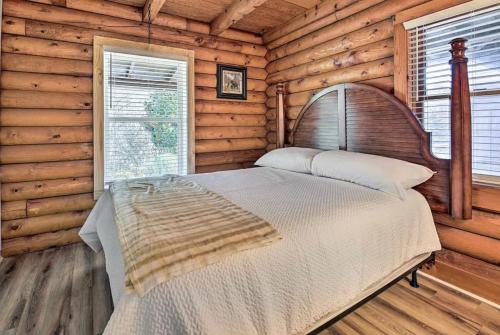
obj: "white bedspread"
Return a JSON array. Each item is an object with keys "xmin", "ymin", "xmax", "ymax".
[{"xmin": 80, "ymin": 167, "xmax": 441, "ymax": 335}]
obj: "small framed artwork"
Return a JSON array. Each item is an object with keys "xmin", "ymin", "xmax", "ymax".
[{"xmin": 216, "ymin": 64, "xmax": 247, "ymax": 100}]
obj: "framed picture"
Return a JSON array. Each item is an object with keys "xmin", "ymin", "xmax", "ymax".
[{"xmin": 216, "ymin": 64, "xmax": 247, "ymax": 100}]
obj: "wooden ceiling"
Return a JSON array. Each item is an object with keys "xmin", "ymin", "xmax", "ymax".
[{"xmin": 109, "ymin": 0, "xmax": 321, "ymax": 34}]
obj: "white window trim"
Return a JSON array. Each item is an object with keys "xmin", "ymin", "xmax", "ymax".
[
  {"xmin": 403, "ymin": 0, "xmax": 499, "ymax": 30},
  {"xmin": 93, "ymin": 37, "xmax": 195, "ymax": 199},
  {"xmin": 474, "ymin": 174, "xmax": 500, "ymax": 186}
]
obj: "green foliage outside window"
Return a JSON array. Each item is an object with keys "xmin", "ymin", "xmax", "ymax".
[{"xmin": 143, "ymin": 91, "xmax": 179, "ymax": 154}]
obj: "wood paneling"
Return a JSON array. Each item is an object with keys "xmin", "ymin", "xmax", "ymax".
[
  {"xmin": 232, "ymin": 0, "xmax": 311, "ymax": 34},
  {"xmin": 1, "ymin": 228, "xmax": 81, "ymax": 256},
  {"xmin": 267, "ymin": 37, "xmax": 394, "ymax": 85},
  {"xmin": 1, "ymin": 90, "xmax": 93, "ymax": 109},
  {"xmin": 0, "ymin": 109, "xmax": 92, "ymax": 127},
  {"xmin": 1, "ymin": 71, "xmax": 93, "ymax": 93},
  {"xmin": 162, "ymin": 0, "xmax": 233, "ymax": 23},
  {"xmin": 155, "ymin": 0, "xmax": 317, "ymax": 35},
  {"xmin": 1, "ymin": 126, "xmax": 93, "ymax": 145},
  {"xmin": 2, "ymin": 177, "xmax": 93, "ymax": 202},
  {"xmin": 196, "ymin": 162, "xmax": 251, "ymax": 173},
  {"xmin": 436, "ymin": 224, "xmax": 500, "ymax": 265},
  {"xmin": 0, "ymin": 0, "xmax": 269, "ymax": 254},
  {"xmin": 263, "ymin": 0, "xmax": 359, "ymax": 44},
  {"xmin": 2, "ymin": 53, "xmax": 93, "ymax": 76},
  {"xmin": 2, "ymin": 210, "xmax": 91, "ymax": 239},
  {"xmin": 434, "ymin": 210, "xmax": 500, "ymax": 240},
  {"xmin": 195, "ymin": 138, "xmax": 267, "ymax": 153},
  {"xmin": 473, "ymin": 183, "xmax": 500, "ymax": 213},
  {"xmin": 0, "ymin": 143, "xmax": 93, "ymax": 164},
  {"xmin": 1, "ymin": 200, "xmax": 27, "ymax": 221},
  {"xmin": 266, "ymin": 0, "xmax": 427, "ymax": 56},
  {"xmin": 3, "ymin": 1, "xmax": 267, "ymax": 57},
  {"xmin": 195, "ymin": 149, "xmax": 265, "ymax": 166},
  {"xmin": 424, "ymin": 249, "xmax": 500, "ymax": 305},
  {"xmin": 108, "ymin": 0, "xmax": 319, "ymax": 36},
  {"xmin": 2, "ymin": 35, "xmax": 93, "ymax": 60},
  {"xmin": 26, "ymin": 194, "xmax": 95, "ymax": 217},
  {"xmin": 268, "ymin": 57, "xmax": 394, "ymax": 96}
]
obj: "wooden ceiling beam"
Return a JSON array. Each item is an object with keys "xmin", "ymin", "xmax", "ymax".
[
  {"xmin": 143, "ymin": 0, "xmax": 167, "ymax": 22},
  {"xmin": 210, "ymin": 0, "xmax": 268, "ymax": 36}
]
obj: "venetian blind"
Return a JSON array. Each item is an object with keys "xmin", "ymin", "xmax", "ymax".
[
  {"xmin": 103, "ymin": 51, "xmax": 189, "ymax": 183},
  {"xmin": 407, "ymin": 4, "xmax": 500, "ymax": 179}
]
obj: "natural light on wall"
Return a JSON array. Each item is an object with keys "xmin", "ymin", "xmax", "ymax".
[
  {"xmin": 406, "ymin": 3, "xmax": 500, "ymax": 180},
  {"xmin": 103, "ymin": 51, "xmax": 189, "ymax": 183}
]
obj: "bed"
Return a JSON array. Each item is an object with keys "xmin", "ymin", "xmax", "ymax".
[
  {"xmin": 80, "ymin": 166, "xmax": 440, "ymax": 335},
  {"xmin": 80, "ymin": 39, "xmax": 472, "ymax": 335}
]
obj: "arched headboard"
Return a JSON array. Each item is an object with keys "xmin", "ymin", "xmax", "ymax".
[
  {"xmin": 275, "ymin": 38, "xmax": 473, "ymax": 219},
  {"xmin": 288, "ymin": 83, "xmax": 449, "ymax": 213}
]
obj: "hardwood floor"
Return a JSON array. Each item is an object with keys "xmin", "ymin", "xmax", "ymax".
[
  {"xmin": 0, "ymin": 243, "xmax": 112, "ymax": 335},
  {"xmin": 0, "ymin": 244, "xmax": 498, "ymax": 335}
]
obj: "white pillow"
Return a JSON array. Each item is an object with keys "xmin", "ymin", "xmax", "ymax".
[
  {"xmin": 255, "ymin": 147, "xmax": 323, "ymax": 174},
  {"xmin": 311, "ymin": 150, "xmax": 435, "ymax": 199}
]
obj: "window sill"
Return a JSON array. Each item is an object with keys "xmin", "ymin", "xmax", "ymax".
[{"xmin": 473, "ymin": 174, "xmax": 500, "ymax": 187}]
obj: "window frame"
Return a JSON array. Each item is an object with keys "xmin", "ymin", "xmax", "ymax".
[
  {"xmin": 394, "ymin": 0, "xmax": 500, "ymax": 185},
  {"xmin": 93, "ymin": 37, "xmax": 195, "ymax": 199}
]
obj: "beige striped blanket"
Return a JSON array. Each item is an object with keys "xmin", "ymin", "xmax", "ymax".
[{"xmin": 110, "ymin": 175, "xmax": 282, "ymax": 296}]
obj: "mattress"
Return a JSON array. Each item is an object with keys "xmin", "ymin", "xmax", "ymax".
[{"xmin": 79, "ymin": 167, "xmax": 441, "ymax": 335}]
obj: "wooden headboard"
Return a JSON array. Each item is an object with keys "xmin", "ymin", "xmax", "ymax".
[
  {"xmin": 275, "ymin": 39, "xmax": 473, "ymax": 219},
  {"xmin": 289, "ymin": 83, "xmax": 449, "ymax": 213}
]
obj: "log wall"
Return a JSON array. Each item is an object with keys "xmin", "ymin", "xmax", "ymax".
[
  {"xmin": 264, "ymin": 0, "xmax": 500, "ymax": 299},
  {"xmin": 0, "ymin": 0, "xmax": 269, "ymax": 256},
  {"xmin": 264, "ymin": 0, "xmax": 433, "ymax": 150}
]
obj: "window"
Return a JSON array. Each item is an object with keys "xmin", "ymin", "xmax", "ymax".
[
  {"xmin": 406, "ymin": 3, "xmax": 500, "ymax": 182},
  {"xmin": 94, "ymin": 38, "xmax": 194, "ymax": 197}
]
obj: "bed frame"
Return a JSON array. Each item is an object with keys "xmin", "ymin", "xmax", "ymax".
[
  {"xmin": 274, "ymin": 38, "xmax": 473, "ymax": 334},
  {"xmin": 305, "ymin": 253, "xmax": 434, "ymax": 335}
]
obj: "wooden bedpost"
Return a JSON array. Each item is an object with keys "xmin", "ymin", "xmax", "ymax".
[
  {"xmin": 276, "ymin": 82, "xmax": 285, "ymax": 148},
  {"xmin": 449, "ymin": 38, "xmax": 472, "ymax": 219}
]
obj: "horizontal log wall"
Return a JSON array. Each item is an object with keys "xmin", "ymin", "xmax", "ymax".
[
  {"xmin": 423, "ymin": 248, "xmax": 500, "ymax": 305},
  {"xmin": 0, "ymin": 0, "xmax": 269, "ymax": 256},
  {"xmin": 264, "ymin": 0, "xmax": 434, "ymax": 150}
]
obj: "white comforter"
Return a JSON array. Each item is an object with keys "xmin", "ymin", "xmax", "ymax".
[{"xmin": 80, "ymin": 167, "xmax": 441, "ymax": 335}]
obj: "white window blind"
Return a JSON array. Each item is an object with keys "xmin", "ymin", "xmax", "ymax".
[
  {"xmin": 407, "ymin": 4, "xmax": 500, "ymax": 179},
  {"xmin": 103, "ymin": 51, "xmax": 189, "ymax": 183}
]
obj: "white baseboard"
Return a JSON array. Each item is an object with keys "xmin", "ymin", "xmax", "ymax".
[{"xmin": 418, "ymin": 270, "xmax": 500, "ymax": 309}]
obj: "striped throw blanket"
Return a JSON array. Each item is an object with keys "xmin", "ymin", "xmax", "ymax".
[{"xmin": 110, "ymin": 176, "xmax": 282, "ymax": 296}]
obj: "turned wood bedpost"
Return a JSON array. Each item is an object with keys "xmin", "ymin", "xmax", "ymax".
[
  {"xmin": 449, "ymin": 38, "xmax": 473, "ymax": 219},
  {"xmin": 276, "ymin": 82, "xmax": 286, "ymax": 148}
]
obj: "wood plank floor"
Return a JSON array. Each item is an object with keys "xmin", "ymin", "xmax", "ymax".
[{"xmin": 0, "ymin": 244, "xmax": 498, "ymax": 335}]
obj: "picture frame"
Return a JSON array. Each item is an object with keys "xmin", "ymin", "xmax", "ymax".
[{"xmin": 216, "ymin": 64, "xmax": 247, "ymax": 100}]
